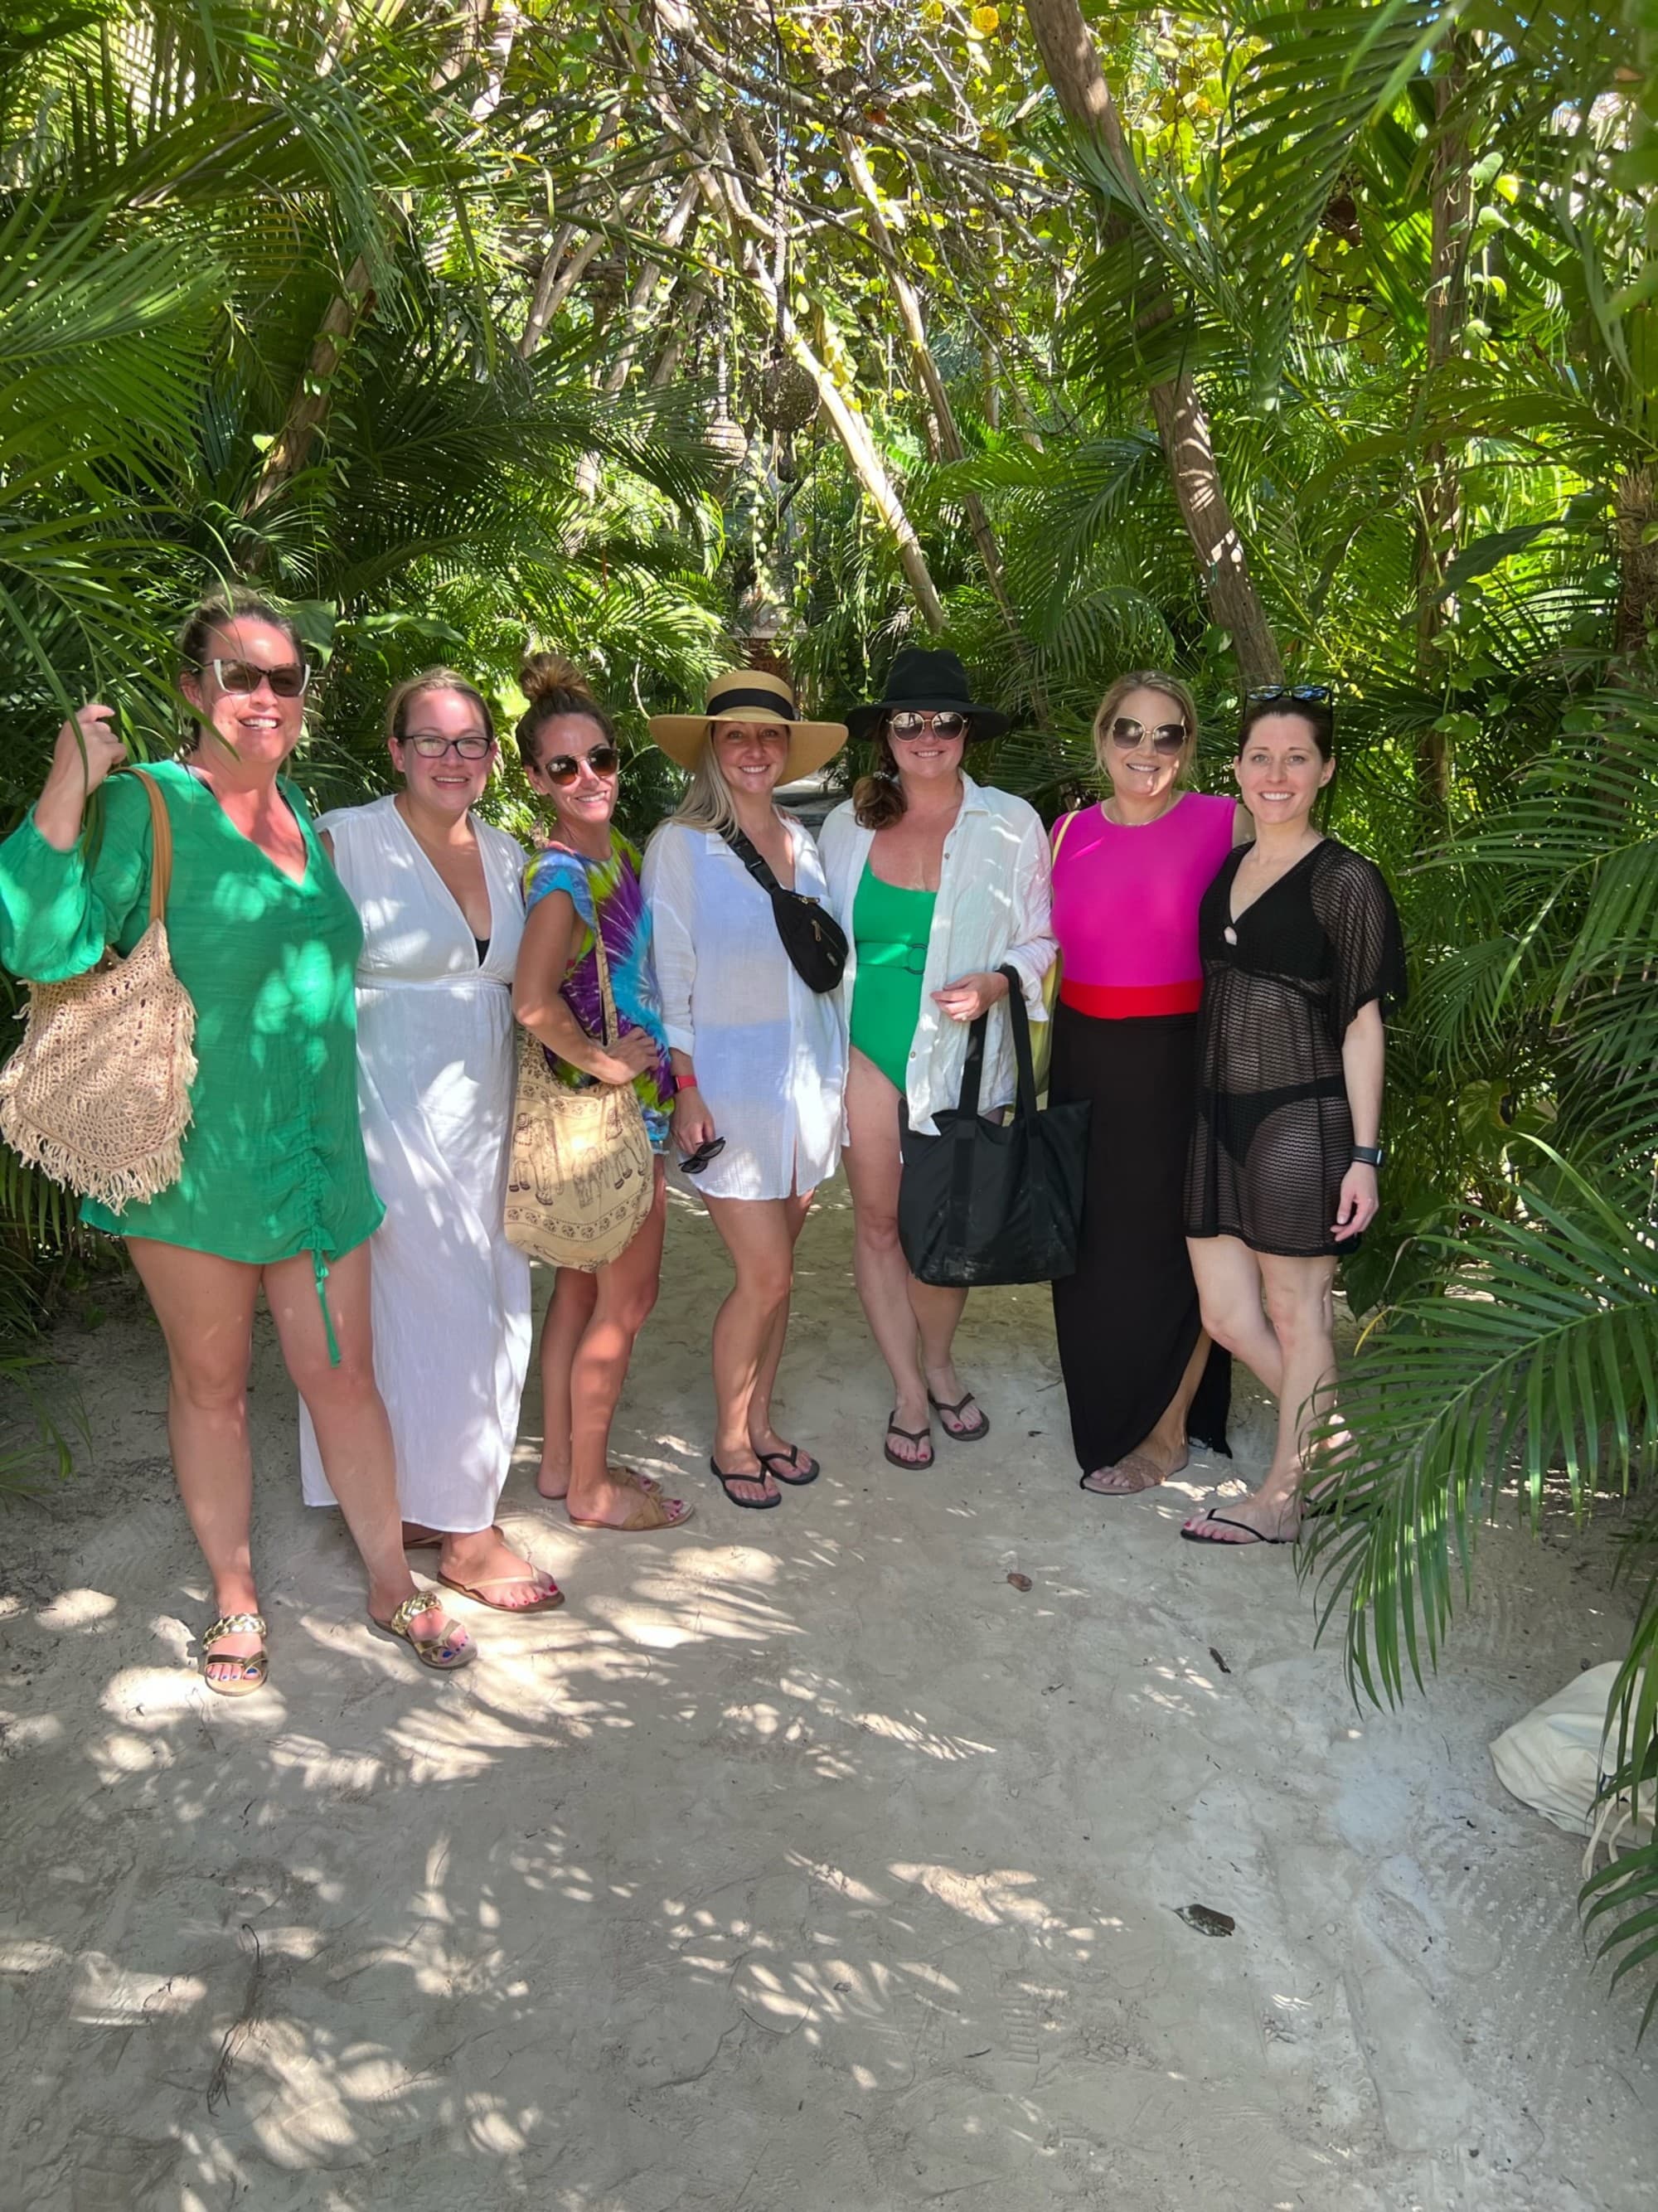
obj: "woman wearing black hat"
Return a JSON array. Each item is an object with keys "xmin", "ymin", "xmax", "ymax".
[{"xmin": 820, "ymin": 648, "xmax": 1054, "ymax": 1470}]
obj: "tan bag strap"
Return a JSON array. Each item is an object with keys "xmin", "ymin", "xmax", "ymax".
[
  {"xmin": 112, "ymin": 767, "xmax": 174, "ymax": 928},
  {"xmin": 587, "ymin": 901, "xmax": 620, "ymax": 1051},
  {"xmin": 1050, "ymin": 808, "xmax": 1079, "ymax": 866}
]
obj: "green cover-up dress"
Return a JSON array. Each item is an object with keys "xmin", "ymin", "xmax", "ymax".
[
  {"xmin": 849, "ymin": 860, "xmax": 937, "ymax": 1092},
  {"xmin": 0, "ymin": 761, "xmax": 383, "ymax": 1344}
]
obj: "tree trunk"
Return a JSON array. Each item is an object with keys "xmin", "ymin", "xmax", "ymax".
[
  {"xmin": 574, "ymin": 179, "xmax": 701, "ymax": 498},
  {"xmin": 1413, "ymin": 46, "xmax": 1472, "ymax": 803},
  {"xmin": 1021, "ymin": 0, "xmax": 1282, "ymax": 687},
  {"xmin": 242, "ymin": 256, "xmax": 375, "ymax": 545},
  {"xmin": 1615, "ymin": 463, "xmax": 1658, "ymax": 657}
]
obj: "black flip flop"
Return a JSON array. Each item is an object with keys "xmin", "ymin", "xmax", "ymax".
[
  {"xmin": 1179, "ymin": 1509, "xmax": 1296, "ymax": 1547},
  {"xmin": 884, "ymin": 1414, "xmax": 934, "ymax": 1470},
  {"xmin": 710, "ymin": 1454, "xmax": 782, "ymax": 1509},
  {"xmin": 928, "ymin": 1390, "xmax": 990, "ymax": 1443},
  {"xmin": 758, "ymin": 1444, "xmax": 820, "ymax": 1486}
]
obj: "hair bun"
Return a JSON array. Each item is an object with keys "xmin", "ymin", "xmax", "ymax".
[{"xmin": 520, "ymin": 651, "xmax": 594, "ymax": 706}]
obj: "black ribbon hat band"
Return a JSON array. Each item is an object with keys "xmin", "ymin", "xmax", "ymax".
[{"xmin": 706, "ymin": 684, "xmax": 797, "ymax": 720}]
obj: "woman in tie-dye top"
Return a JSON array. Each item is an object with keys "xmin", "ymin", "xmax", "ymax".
[{"xmin": 511, "ymin": 653, "xmax": 693, "ymax": 1537}]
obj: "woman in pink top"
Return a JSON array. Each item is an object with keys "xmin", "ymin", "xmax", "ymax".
[{"xmin": 1049, "ymin": 672, "xmax": 1242, "ymax": 1494}]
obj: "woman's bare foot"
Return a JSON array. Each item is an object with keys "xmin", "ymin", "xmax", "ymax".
[
  {"xmin": 749, "ymin": 1424, "xmax": 819, "ymax": 1483},
  {"xmin": 1180, "ymin": 1488, "xmax": 1300, "ymax": 1545},
  {"xmin": 202, "ymin": 1606, "xmax": 265, "ymax": 1688},
  {"xmin": 707, "ymin": 1444, "xmax": 780, "ymax": 1509},
  {"xmin": 1080, "ymin": 1443, "xmax": 1189, "ymax": 1496},
  {"xmin": 566, "ymin": 1471, "xmax": 694, "ymax": 1529},
  {"xmin": 439, "ymin": 1526, "xmax": 558, "ymax": 1609},
  {"xmin": 884, "ymin": 1390, "xmax": 933, "ymax": 1469}
]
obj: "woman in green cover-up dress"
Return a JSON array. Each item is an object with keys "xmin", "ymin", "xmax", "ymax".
[{"xmin": 0, "ymin": 594, "xmax": 473, "ymax": 1693}]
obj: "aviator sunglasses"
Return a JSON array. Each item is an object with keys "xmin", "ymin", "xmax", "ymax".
[
  {"xmin": 1110, "ymin": 716, "xmax": 1187, "ymax": 756},
  {"xmin": 541, "ymin": 743, "xmax": 621, "ymax": 786},
  {"xmin": 888, "ymin": 710, "xmax": 969, "ymax": 740},
  {"xmin": 210, "ymin": 657, "xmax": 310, "ymax": 699}
]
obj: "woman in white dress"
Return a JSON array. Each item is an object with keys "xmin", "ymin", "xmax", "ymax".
[
  {"xmin": 300, "ymin": 671, "xmax": 559, "ymax": 1611},
  {"xmin": 642, "ymin": 670, "xmax": 848, "ymax": 1510}
]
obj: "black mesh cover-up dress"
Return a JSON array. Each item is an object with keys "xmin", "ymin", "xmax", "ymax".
[{"xmin": 1184, "ymin": 838, "xmax": 1406, "ymax": 1259}]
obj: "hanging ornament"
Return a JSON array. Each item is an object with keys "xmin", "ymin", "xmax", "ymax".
[{"xmin": 754, "ymin": 353, "xmax": 818, "ymax": 434}]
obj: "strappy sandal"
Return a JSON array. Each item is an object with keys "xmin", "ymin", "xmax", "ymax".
[
  {"xmin": 928, "ymin": 1390, "xmax": 990, "ymax": 1443},
  {"xmin": 367, "ymin": 1589, "xmax": 474, "ymax": 1670},
  {"xmin": 710, "ymin": 1455, "xmax": 781, "ymax": 1509},
  {"xmin": 1179, "ymin": 1509, "xmax": 1297, "ymax": 1547},
  {"xmin": 884, "ymin": 1415, "xmax": 934, "ymax": 1470},
  {"xmin": 757, "ymin": 1443, "xmax": 819, "ymax": 1486},
  {"xmin": 201, "ymin": 1612, "xmax": 269, "ymax": 1697},
  {"xmin": 568, "ymin": 1488, "xmax": 694, "ymax": 1532},
  {"xmin": 1080, "ymin": 1449, "xmax": 1186, "ymax": 1496}
]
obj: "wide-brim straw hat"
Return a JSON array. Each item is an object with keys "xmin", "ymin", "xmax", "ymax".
[
  {"xmin": 648, "ymin": 668, "xmax": 848, "ymax": 781},
  {"xmin": 846, "ymin": 646, "xmax": 1010, "ymax": 741}
]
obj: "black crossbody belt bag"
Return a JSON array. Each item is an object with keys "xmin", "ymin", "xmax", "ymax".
[{"xmin": 720, "ymin": 826, "xmax": 849, "ymax": 993}]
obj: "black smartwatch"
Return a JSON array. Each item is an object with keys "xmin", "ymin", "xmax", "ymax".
[{"xmin": 1351, "ymin": 1143, "xmax": 1384, "ymax": 1168}]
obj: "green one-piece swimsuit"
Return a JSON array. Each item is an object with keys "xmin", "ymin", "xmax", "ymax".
[
  {"xmin": 0, "ymin": 761, "xmax": 383, "ymax": 1344},
  {"xmin": 850, "ymin": 860, "xmax": 937, "ymax": 1092}
]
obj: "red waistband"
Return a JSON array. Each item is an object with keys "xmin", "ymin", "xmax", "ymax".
[{"xmin": 1058, "ymin": 977, "xmax": 1203, "ymax": 1019}]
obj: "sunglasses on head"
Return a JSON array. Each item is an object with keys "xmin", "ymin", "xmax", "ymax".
[
  {"xmin": 210, "ymin": 657, "xmax": 309, "ymax": 699},
  {"xmin": 1110, "ymin": 716, "xmax": 1186, "ymax": 756},
  {"xmin": 888, "ymin": 710, "xmax": 969, "ymax": 740},
  {"xmin": 1247, "ymin": 684, "xmax": 1333, "ymax": 706},
  {"xmin": 405, "ymin": 731, "xmax": 492, "ymax": 760},
  {"xmin": 679, "ymin": 1134, "xmax": 726, "ymax": 1176},
  {"xmin": 541, "ymin": 743, "xmax": 621, "ymax": 786}
]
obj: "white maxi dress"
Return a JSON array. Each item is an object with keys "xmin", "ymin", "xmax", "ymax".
[{"xmin": 299, "ymin": 795, "xmax": 532, "ymax": 1531}]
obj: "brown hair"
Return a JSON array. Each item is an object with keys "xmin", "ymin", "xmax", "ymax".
[
  {"xmin": 384, "ymin": 667, "xmax": 496, "ymax": 750},
  {"xmin": 1090, "ymin": 670, "xmax": 1200, "ymax": 782},
  {"xmin": 852, "ymin": 716, "xmax": 974, "ymax": 831},
  {"xmin": 1237, "ymin": 690, "xmax": 1335, "ymax": 759},
  {"xmin": 516, "ymin": 651, "xmax": 615, "ymax": 771},
  {"xmin": 177, "ymin": 588, "xmax": 304, "ymax": 677}
]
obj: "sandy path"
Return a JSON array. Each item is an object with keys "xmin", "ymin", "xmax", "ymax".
[{"xmin": 1, "ymin": 1178, "xmax": 1654, "ymax": 2210}]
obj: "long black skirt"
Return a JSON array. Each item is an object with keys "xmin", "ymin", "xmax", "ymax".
[{"xmin": 1049, "ymin": 1001, "xmax": 1231, "ymax": 1473}]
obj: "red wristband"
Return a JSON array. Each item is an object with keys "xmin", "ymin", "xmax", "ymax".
[{"xmin": 677, "ymin": 1068, "xmax": 698, "ymax": 1092}]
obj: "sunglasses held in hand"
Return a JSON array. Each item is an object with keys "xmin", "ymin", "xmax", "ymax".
[{"xmin": 679, "ymin": 1136, "xmax": 725, "ymax": 1176}]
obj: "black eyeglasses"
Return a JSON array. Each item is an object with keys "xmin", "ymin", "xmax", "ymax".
[
  {"xmin": 405, "ymin": 732, "xmax": 493, "ymax": 760},
  {"xmin": 541, "ymin": 744, "xmax": 621, "ymax": 787},
  {"xmin": 679, "ymin": 1135, "xmax": 726, "ymax": 1176},
  {"xmin": 1247, "ymin": 684, "xmax": 1333, "ymax": 706},
  {"xmin": 1110, "ymin": 716, "xmax": 1187, "ymax": 756},
  {"xmin": 889, "ymin": 711, "xmax": 969, "ymax": 740},
  {"xmin": 210, "ymin": 657, "xmax": 310, "ymax": 698}
]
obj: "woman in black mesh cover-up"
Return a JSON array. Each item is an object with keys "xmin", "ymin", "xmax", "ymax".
[{"xmin": 1181, "ymin": 692, "xmax": 1405, "ymax": 1548}]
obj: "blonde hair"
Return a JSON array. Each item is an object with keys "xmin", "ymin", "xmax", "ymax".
[
  {"xmin": 384, "ymin": 666, "xmax": 496, "ymax": 749},
  {"xmin": 669, "ymin": 723, "xmax": 749, "ymax": 837},
  {"xmin": 1090, "ymin": 670, "xmax": 1199, "ymax": 783}
]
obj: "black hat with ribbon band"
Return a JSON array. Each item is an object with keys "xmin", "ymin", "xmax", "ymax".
[
  {"xmin": 846, "ymin": 647, "xmax": 1010, "ymax": 742},
  {"xmin": 648, "ymin": 668, "xmax": 848, "ymax": 781}
]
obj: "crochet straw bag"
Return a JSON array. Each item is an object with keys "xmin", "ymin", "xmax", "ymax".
[
  {"xmin": 0, "ymin": 768, "xmax": 197, "ymax": 1210},
  {"xmin": 503, "ymin": 910, "xmax": 653, "ymax": 1271}
]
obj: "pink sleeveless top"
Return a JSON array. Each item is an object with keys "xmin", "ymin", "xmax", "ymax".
[{"xmin": 1050, "ymin": 792, "xmax": 1236, "ymax": 1018}]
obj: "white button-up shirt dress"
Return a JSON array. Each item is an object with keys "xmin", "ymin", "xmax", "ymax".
[{"xmin": 641, "ymin": 817, "xmax": 846, "ymax": 1200}]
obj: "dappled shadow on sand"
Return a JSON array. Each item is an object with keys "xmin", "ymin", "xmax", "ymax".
[{"xmin": 1, "ymin": 1191, "xmax": 1652, "ymax": 2210}]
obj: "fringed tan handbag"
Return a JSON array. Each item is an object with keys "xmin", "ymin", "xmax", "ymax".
[
  {"xmin": 0, "ymin": 769, "xmax": 197, "ymax": 1210},
  {"xmin": 503, "ymin": 914, "xmax": 653, "ymax": 1271}
]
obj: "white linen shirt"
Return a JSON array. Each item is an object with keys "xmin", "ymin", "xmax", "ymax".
[
  {"xmin": 819, "ymin": 775, "xmax": 1054, "ymax": 1137},
  {"xmin": 642, "ymin": 816, "xmax": 846, "ymax": 1200}
]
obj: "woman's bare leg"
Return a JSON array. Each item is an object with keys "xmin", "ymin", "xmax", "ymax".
[
  {"xmin": 843, "ymin": 1052, "xmax": 930, "ymax": 1459},
  {"xmin": 265, "ymin": 1244, "xmax": 466, "ymax": 1653},
  {"xmin": 1189, "ymin": 1236, "xmax": 1284, "ymax": 1395},
  {"xmin": 565, "ymin": 1167, "xmax": 683, "ymax": 1527},
  {"xmin": 536, "ymin": 1268, "xmax": 598, "ymax": 1499},
  {"xmin": 1184, "ymin": 1248, "xmax": 1337, "ymax": 1543},
  {"xmin": 747, "ymin": 1189, "xmax": 815, "ymax": 1464},
  {"xmin": 126, "ymin": 1239, "xmax": 264, "ymax": 1684},
  {"xmin": 701, "ymin": 1194, "xmax": 801, "ymax": 1506}
]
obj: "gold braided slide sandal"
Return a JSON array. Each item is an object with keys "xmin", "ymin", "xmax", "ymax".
[
  {"xmin": 200, "ymin": 1612, "xmax": 269, "ymax": 1697},
  {"xmin": 367, "ymin": 1589, "xmax": 473, "ymax": 1671}
]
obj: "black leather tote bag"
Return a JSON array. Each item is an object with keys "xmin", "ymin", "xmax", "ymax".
[
  {"xmin": 720, "ymin": 826, "xmax": 849, "ymax": 993},
  {"xmin": 897, "ymin": 965, "xmax": 1088, "ymax": 1287}
]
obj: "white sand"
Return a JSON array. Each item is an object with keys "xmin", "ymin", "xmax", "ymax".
[{"xmin": 1, "ymin": 1176, "xmax": 1653, "ymax": 2210}]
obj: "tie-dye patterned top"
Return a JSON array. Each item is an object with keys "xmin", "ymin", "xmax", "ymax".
[{"xmin": 523, "ymin": 832, "xmax": 675, "ymax": 1152}]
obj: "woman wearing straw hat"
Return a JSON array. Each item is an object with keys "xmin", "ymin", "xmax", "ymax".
[
  {"xmin": 820, "ymin": 648, "xmax": 1054, "ymax": 1470},
  {"xmin": 642, "ymin": 670, "xmax": 849, "ymax": 1510}
]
